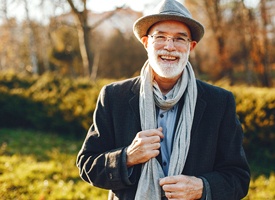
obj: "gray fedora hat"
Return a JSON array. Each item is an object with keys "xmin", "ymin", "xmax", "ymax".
[{"xmin": 133, "ymin": 0, "xmax": 204, "ymax": 43}]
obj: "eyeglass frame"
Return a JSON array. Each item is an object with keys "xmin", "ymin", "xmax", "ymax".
[{"xmin": 147, "ymin": 33, "xmax": 192, "ymax": 47}]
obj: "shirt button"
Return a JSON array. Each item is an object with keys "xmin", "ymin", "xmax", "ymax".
[
  {"xmin": 160, "ymin": 113, "xmax": 164, "ymax": 118},
  {"xmin": 109, "ymin": 173, "xmax": 113, "ymax": 179},
  {"xmin": 163, "ymin": 162, "xmax": 167, "ymax": 166}
]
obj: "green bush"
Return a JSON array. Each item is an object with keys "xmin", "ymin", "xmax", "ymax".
[
  {"xmin": 0, "ymin": 72, "xmax": 275, "ymax": 199},
  {"xmin": 0, "ymin": 72, "xmax": 112, "ymax": 137},
  {"xmin": 215, "ymin": 81, "xmax": 275, "ymax": 175},
  {"xmin": 0, "ymin": 72, "xmax": 275, "ymax": 171},
  {"xmin": 235, "ymin": 87, "xmax": 275, "ymax": 175}
]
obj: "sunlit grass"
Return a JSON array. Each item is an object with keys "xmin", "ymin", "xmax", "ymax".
[
  {"xmin": 0, "ymin": 129, "xmax": 108, "ymax": 200},
  {"xmin": 244, "ymin": 173, "xmax": 275, "ymax": 199},
  {"xmin": 0, "ymin": 128, "xmax": 274, "ymax": 199}
]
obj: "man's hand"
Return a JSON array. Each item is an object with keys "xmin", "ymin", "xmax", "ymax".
[
  {"xmin": 159, "ymin": 175, "xmax": 203, "ymax": 200},
  {"xmin": 126, "ymin": 127, "xmax": 164, "ymax": 167}
]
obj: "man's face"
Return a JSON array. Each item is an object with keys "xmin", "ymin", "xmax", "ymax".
[{"xmin": 142, "ymin": 20, "xmax": 197, "ymax": 79}]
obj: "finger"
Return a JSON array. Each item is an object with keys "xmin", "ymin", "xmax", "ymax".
[
  {"xmin": 133, "ymin": 135, "xmax": 161, "ymax": 147},
  {"xmin": 159, "ymin": 176, "xmax": 178, "ymax": 186},
  {"xmin": 157, "ymin": 127, "xmax": 164, "ymax": 138},
  {"xmin": 142, "ymin": 128, "xmax": 164, "ymax": 139},
  {"xmin": 148, "ymin": 149, "xmax": 161, "ymax": 158},
  {"xmin": 147, "ymin": 141, "xmax": 161, "ymax": 150},
  {"xmin": 144, "ymin": 135, "xmax": 163, "ymax": 144},
  {"xmin": 166, "ymin": 191, "xmax": 180, "ymax": 199},
  {"xmin": 165, "ymin": 191, "xmax": 172, "ymax": 199}
]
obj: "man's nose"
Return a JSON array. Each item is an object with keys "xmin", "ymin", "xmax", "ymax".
[{"xmin": 164, "ymin": 38, "xmax": 176, "ymax": 51}]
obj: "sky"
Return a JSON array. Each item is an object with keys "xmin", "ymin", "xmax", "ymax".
[
  {"xmin": 1, "ymin": 0, "xmax": 157, "ymax": 24},
  {"xmin": 89, "ymin": 0, "xmax": 260, "ymax": 13},
  {"xmin": 88, "ymin": 0, "xmax": 157, "ymax": 13},
  {"xmin": 1, "ymin": 0, "xmax": 260, "ymax": 24}
]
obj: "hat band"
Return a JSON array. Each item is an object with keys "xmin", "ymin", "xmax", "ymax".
[{"xmin": 159, "ymin": 10, "xmax": 190, "ymax": 18}]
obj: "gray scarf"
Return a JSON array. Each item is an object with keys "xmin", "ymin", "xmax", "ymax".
[{"xmin": 135, "ymin": 60, "xmax": 197, "ymax": 200}]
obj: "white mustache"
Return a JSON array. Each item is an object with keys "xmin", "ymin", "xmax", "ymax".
[{"xmin": 156, "ymin": 50, "xmax": 182, "ymax": 58}]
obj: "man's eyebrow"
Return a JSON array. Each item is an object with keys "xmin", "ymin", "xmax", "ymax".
[
  {"xmin": 178, "ymin": 32, "xmax": 189, "ymax": 37},
  {"xmin": 152, "ymin": 31, "xmax": 189, "ymax": 37}
]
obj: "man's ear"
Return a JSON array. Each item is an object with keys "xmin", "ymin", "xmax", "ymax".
[
  {"xmin": 141, "ymin": 36, "xmax": 149, "ymax": 49},
  {"xmin": 190, "ymin": 41, "xmax": 197, "ymax": 51}
]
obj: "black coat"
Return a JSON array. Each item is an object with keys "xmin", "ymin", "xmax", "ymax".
[{"xmin": 76, "ymin": 77, "xmax": 250, "ymax": 200}]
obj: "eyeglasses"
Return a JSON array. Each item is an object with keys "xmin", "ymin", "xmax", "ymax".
[{"xmin": 148, "ymin": 34, "xmax": 192, "ymax": 47}]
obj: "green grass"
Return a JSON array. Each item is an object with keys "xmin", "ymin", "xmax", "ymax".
[
  {"xmin": 0, "ymin": 128, "xmax": 275, "ymax": 199},
  {"xmin": 0, "ymin": 129, "xmax": 108, "ymax": 200}
]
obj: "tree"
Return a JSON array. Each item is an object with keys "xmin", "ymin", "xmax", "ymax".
[
  {"xmin": 98, "ymin": 30, "xmax": 147, "ymax": 79},
  {"xmin": 0, "ymin": 0, "xmax": 28, "ymax": 72},
  {"xmin": 258, "ymin": 0, "xmax": 272, "ymax": 87},
  {"xmin": 204, "ymin": 0, "xmax": 234, "ymax": 81},
  {"xmin": 239, "ymin": 1, "xmax": 254, "ymax": 85},
  {"xmin": 66, "ymin": 0, "xmax": 91, "ymax": 77},
  {"xmin": 185, "ymin": 0, "xmax": 275, "ymax": 86},
  {"xmin": 23, "ymin": 0, "xmax": 39, "ymax": 74},
  {"xmin": 49, "ymin": 23, "xmax": 82, "ymax": 77},
  {"xmin": 59, "ymin": 0, "xmax": 125, "ymax": 78}
]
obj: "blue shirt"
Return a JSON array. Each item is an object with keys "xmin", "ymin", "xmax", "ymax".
[{"xmin": 157, "ymin": 92, "xmax": 179, "ymax": 176}]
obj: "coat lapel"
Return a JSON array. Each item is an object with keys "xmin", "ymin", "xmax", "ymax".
[
  {"xmin": 191, "ymin": 80, "xmax": 206, "ymax": 135},
  {"xmin": 127, "ymin": 78, "xmax": 207, "ymax": 165},
  {"xmin": 127, "ymin": 78, "xmax": 207, "ymax": 133},
  {"xmin": 129, "ymin": 77, "xmax": 141, "ymax": 127}
]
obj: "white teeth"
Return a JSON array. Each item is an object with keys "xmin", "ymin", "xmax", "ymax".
[{"xmin": 161, "ymin": 55, "xmax": 177, "ymax": 60}]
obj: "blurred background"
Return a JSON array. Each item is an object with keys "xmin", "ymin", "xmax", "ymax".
[
  {"xmin": 0, "ymin": 0, "xmax": 274, "ymax": 199},
  {"xmin": 0, "ymin": 0, "xmax": 274, "ymax": 85}
]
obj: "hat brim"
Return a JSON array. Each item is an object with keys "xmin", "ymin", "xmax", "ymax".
[{"xmin": 133, "ymin": 14, "xmax": 204, "ymax": 43}]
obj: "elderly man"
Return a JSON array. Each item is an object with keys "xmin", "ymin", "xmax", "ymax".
[{"xmin": 76, "ymin": 0, "xmax": 250, "ymax": 199}]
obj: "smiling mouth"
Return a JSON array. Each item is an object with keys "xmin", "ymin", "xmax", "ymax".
[{"xmin": 160, "ymin": 55, "xmax": 178, "ymax": 61}]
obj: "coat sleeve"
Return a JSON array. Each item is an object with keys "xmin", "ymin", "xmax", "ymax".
[
  {"xmin": 76, "ymin": 85, "xmax": 139, "ymax": 190},
  {"xmin": 201, "ymin": 92, "xmax": 250, "ymax": 199}
]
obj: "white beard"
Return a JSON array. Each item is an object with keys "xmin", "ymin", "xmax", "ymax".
[{"xmin": 147, "ymin": 46, "xmax": 190, "ymax": 79}]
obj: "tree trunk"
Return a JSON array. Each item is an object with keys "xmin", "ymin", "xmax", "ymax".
[
  {"xmin": 76, "ymin": 22, "xmax": 91, "ymax": 76},
  {"xmin": 67, "ymin": 0, "xmax": 92, "ymax": 77},
  {"xmin": 239, "ymin": 0, "xmax": 254, "ymax": 85},
  {"xmin": 23, "ymin": 0, "xmax": 39, "ymax": 74},
  {"xmin": 204, "ymin": 0, "xmax": 232, "ymax": 82},
  {"xmin": 90, "ymin": 50, "xmax": 101, "ymax": 80},
  {"xmin": 260, "ymin": 0, "xmax": 272, "ymax": 87}
]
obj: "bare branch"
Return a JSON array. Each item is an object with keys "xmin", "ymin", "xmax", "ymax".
[{"xmin": 91, "ymin": 5, "xmax": 125, "ymax": 30}]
